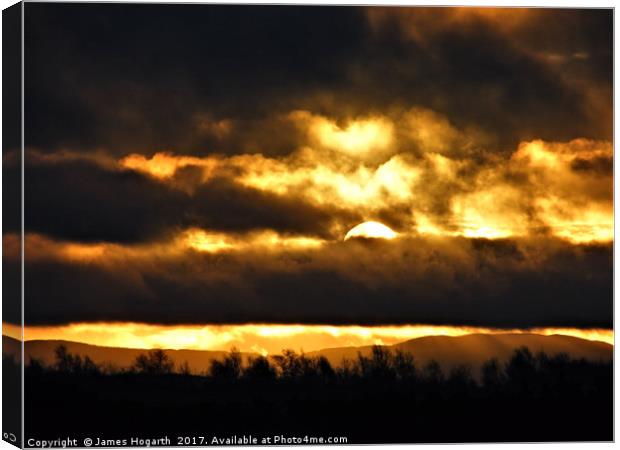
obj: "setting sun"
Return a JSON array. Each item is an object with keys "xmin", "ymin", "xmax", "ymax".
[{"xmin": 344, "ymin": 221, "xmax": 398, "ymax": 240}]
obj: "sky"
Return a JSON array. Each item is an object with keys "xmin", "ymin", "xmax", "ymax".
[{"xmin": 3, "ymin": 5, "xmax": 613, "ymax": 350}]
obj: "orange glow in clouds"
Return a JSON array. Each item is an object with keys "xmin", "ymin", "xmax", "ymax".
[
  {"xmin": 117, "ymin": 111, "xmax": 612, "ymax": 246},
  {"xmin": 183, "ymin": 228, "xmax": 324, "ymax": 252},
  {"xmin": 16, "ymin": 323, "xmax": 613, "ymax": 355},
  {"xmin": 121, "ymin": 152, "xmax": 219, "ymax": 179}
]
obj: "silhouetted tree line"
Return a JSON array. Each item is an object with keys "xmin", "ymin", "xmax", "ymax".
[
  {"xmin": 23, "ymin": 345, "xmax": 612, "ymax": 442},
  {"xmin": 26, "ymin": 344, "xmax": 611, "ymax": 392}
]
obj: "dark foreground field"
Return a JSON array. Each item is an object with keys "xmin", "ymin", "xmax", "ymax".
[{"xmin": 16, "ymin": 345, "xmax": 613, "ymax": 445}]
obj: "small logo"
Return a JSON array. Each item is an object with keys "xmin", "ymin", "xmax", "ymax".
[{"xmin": 3, "ymin": 432, "xmax": 17, "ymax": 443}]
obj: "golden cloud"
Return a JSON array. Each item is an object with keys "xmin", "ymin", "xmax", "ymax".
[
  {"xmin": 113, "ymin": 109, "xmax": 611, "ymax": 244},
  {"xmin": 12, "ymin": 230, "xmax": 326, "ymax": 266},
  {"xmin": 289, "ymin": 110, "xmax": 395, "ymax": 161}
]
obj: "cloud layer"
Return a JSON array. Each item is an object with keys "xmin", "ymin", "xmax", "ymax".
[
  {"xmin": 5, "ymin": 233, "xmax": 611, "ymax": 328},
  {"xmin": 7, "ymin": 5, "xmax": 612, "ymax": 330},
  {"xmin": 24, "ymin": 6, "xmax": 611, "ymax": 155}
]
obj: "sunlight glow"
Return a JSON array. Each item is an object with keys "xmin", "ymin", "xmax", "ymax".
[
  {"xmin": 15, "ymin": 322, "xmax": 613, "ymax": 354},
  {"xmin": 183, "ymin": 229, "xmax": 325, "ymax": 253},
  {"xmin": 121, "ymin": 152, "xmax": 219, "ymax": 180},
  {"xmin": 114, "ymin": 132, "xmax": 612, "ymax": 245},
  {"xmin": 291, "ymin": 111, "xmax": 394, "ymax": 158},
  {"xmin": 15, "ymin": 230, "xmax": 326, "ymax": 265}
]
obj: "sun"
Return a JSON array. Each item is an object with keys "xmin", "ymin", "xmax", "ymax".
[{"xmin": 344, "ymin": 221, "xmax": 398, "ymax": 241}]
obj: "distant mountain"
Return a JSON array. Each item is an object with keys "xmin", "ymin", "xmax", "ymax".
[
  {"xmin": 3, "ymin": 336, "xmax": 256, "ymax": 374},
  {"xmin": 309, "ymin": 333, "xmax": 613, "ymax": 377},
  {"xmin": 3, "ymin": 332, "xmax": 612, "ymax": 377}
]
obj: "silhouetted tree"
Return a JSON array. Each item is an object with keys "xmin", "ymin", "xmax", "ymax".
[
  {"xmin": 243, "ymin": 355, "xmax": 276, "ymax": 382},
  {"xmin": 210, "ymin": 348, "xmax": 242, "ymax": 380},
  {"xmin": 133, "ymin": 349, "xmax": 174, "ymax": 375},
  {"xmin": 504, "ymin": 347, "xmax": 537, "ymax": 396},
  {"xmin": 392, "ymin": 350, "xmax": 416, "ymax": 380},
  {"xmin": 23, "ymin": 344, "xmax": 613, "ymax": 442},
  {"xmin": 99, "ymin": 362, "xmax": 122, "ymax": 375},
  {"xmin": 178, "ymin": 360, "xmax": 192, "ymax": 376},
  {"xmin": 447, "ymin": 364, "xmax": 475, "ymax": 396},
  {"xmin": 28, "ymin": 357, "xmax": 47, "ymax": 375},
  {"xmin": 481, "ymin": 357, "xmax": 504, "ymax": 388},
  {"xmin": 270, "ymin": 350, "xmax": 336, "ymax": 382},
  {"xmin": 358, "ymin": 346, "xmax": 395, "ymax": 380},
  {"xmin": 52, "ymin": 345, "xmax": 101, "ymax": 375},
  {"xmin": 55, "ymin": 345, "xmax": 78, "ymax": 372},
  {"xmin": 336, "ymin": 358, "xmax": 357, "ymax": 380},
  {"xmin": 82, "ymin": 356, "xmax": 100, "ymax": 375},
  {"xmin": 272, "ymin": 349, "xmax": 303, "ymax": 379},
  {"xmin": 314, "ymin": 355, "xmax": 336, "ymax": 381},
  {"xmin": 423, "ymin": 360, "xmax": 444, "ymax": 384}
]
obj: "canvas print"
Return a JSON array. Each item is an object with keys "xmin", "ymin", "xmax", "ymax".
[{"xmin": 2, "ymin": 3, "xmax": 614, "ymax": 447}]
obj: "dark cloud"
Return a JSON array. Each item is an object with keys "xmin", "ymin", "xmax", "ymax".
[
  {"xmin": 570, "ymin": 155, "xmax": 613, "ymax": 174},
  {"xmin": 362, "ymin": 8, "xmax": 612, "ymax": 148},
  {"xmin": 24, "ymin": 4, "xmax": 368, "ymax": 154},
  {"xmin": 14, "ymin": 5, "xmax": 612, "ymax": 332},
  {"xmin": 21, "ymin": 237, "xmax": 612, "ymax": 328},
  {"xmin": 18, "ymin": 158, "xmax": 354, "ymax": 242},
  {"xmin": 24, "ymin": 5, "xmax": 611, "ymax": 155},
  {"xmin": 190, "ymin": 177, "xmax": 358, "ymax": 238},
  {"xmin": 22, "ymin": 158, "xmax": 185, "ymax": 243}
]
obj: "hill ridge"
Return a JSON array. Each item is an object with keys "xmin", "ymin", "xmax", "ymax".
[{"xmin": 3, "ymin": 332, "xmax": 612, "ymax": 378}]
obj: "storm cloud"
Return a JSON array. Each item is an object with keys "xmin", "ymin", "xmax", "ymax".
[
  {"xmin": 16, "ymin": 236, "xmax": 612, "ymax": 328},
  {"xmin": 7, "ymin": 4, "xmax": 612, "ymax": 331},
  {"xmin": 24, "ymin": 5, "xmax": 611, "ymax": 155},
  {"xmin": 13, "ymin": 156, "xmax": 356, "ymax": 242}
]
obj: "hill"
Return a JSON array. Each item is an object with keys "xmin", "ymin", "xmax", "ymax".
[
  {"xmin": 309, "ymin": 333, "xmax": 612, "ymax": 377},
  {"xmin": 3, "ymin": 335, "xmax": 255, "ymax": 374},
  {"xmin": 3, "ymin": 332, "xmax": 612, "ymax": 376}
]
